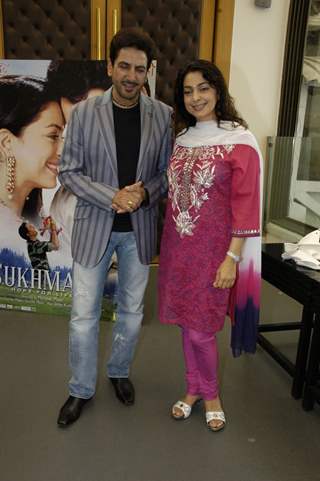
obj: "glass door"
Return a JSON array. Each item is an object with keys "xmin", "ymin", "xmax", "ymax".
[{"xmin": 289, "ymin": 0, "xmax": 320, "ymax": 228}]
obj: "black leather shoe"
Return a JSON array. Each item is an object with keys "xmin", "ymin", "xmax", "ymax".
[
  {"xmin": 57, "ymin": 395, "xmax": 92, "ymax": 427},
  {"xmin": 109, "ymin": 377, "xmax": 135, "ymax": 405}
]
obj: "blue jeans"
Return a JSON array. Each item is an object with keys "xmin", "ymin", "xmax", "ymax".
[{"xmin": 69, "ymin": 231, "xmax": 150, "ymax": 399}]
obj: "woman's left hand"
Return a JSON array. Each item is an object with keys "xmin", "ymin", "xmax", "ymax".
[{"xmin": 213, "ymin": 257, "xmax": 237, "ymax": 289}]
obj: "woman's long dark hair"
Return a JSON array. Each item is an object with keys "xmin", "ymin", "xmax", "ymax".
[
  {"xmin": 0, "ymin": 75, "xmax": 58, "ymax": 222},
  {"xmin": 174, "ymin": 60, "xmax": 248, "ymax": 134}
]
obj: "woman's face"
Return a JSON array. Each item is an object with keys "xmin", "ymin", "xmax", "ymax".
[
  {"xmin": 183, "ymin": 71, "xmax": 218, "ymax": 122},
  {"xmin": 11, "ymin": 101, "xmax": 64, "ymax": 189}
]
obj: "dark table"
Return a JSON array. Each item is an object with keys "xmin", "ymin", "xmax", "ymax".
[
  {"xmin": 260, "ymin": 243, "xmax": 320, "ymax": 401},
  {"xmin": 302, "ymin": 311, "xmax": 320, "ymax": 410}
]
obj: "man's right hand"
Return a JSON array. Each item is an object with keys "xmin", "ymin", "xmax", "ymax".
[{"xmin": 112, "ymin": 187, "xmax": 141, "ymax": 213}]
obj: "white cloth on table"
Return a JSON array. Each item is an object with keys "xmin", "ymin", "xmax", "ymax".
[{"xmin": 282, "ymin": 229, "xmax": 320, "ymax": 270}]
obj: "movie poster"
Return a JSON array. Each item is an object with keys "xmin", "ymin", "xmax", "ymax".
[{"xmin": 0, "ymin": 60, "xmax": 117, "ymax": 319}]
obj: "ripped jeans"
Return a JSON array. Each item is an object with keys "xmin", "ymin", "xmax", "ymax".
[{"xmin": 69, "ymin": 231, "xmax": 150, "ymax": 399}]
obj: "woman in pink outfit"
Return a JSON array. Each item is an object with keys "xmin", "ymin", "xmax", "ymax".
[{"xmin": 158, "ymin": 60, "xmax": 262, "ymax": 432}]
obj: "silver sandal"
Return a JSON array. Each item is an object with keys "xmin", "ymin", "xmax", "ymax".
[
  {"xmin": 205, "ymin": 410, "xmax": 226, "ymax": 432},
  {"xmin": 171, "ymin": 400, "xmax": 193, "ymax": 420}
]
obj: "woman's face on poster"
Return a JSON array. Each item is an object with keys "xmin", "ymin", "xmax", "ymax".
[{"xmin": 10, "ymin": 101, "xmax": 64, "ymax": 189}]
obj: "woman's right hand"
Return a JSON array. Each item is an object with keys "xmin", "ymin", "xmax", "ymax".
[{"xmin": 213, "ymin": 256, "xmax": 237, "ymax": 289}]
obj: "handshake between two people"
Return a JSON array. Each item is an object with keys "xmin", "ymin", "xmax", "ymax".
[{"xmin": 111, "ymin": 181, "xmax": 146, "ymax": 214}]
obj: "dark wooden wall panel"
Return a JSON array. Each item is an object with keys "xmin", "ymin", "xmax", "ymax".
[
  {"xmin": 2, "ymin": 0, "xmax": 91, "ymax": 59},
  {"xmin": 122, "ymin": 0, "xmax": 202, "ymax": 105}
]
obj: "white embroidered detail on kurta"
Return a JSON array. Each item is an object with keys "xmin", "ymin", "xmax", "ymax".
[
  {"xmin": 232, "ymin": 228, "xmax": 260, "ymax": 236},
  {"xmin": 168, "ymin": 145, "xmax": 234, "ymax": 237}
]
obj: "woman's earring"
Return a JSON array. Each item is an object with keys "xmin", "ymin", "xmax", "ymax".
[{"xmin": 6, "ymin": 154, "xmax": 16, "ymax": 200}]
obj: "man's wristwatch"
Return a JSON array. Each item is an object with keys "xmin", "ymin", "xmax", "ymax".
[{"xmin": 226, "ymin": 250, "xmax": 241, "ymax": 263}]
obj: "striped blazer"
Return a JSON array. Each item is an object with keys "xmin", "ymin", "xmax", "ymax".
[{"xmin": 59, "ymin": 88, "xmax": 172, "ymax": 267}]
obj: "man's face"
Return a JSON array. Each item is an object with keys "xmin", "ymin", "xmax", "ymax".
[
  {"xmin": 26, "ymin": 223, "xmax": 37, "ymax": 238},
  {"xmin": 108, "ymin": 47, "xmax": 148, "ymax": 106}
]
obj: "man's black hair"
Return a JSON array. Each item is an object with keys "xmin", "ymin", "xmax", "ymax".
[
  {"xmin": 109, "ymin": 28, "xmax": 155, "ymax": 70},
  {"xmin": 46, "ymin": 61, "xmax": 111, "ymax": 103},
  {"xmin": 18, "ymin": 222, "xmax": 30, "ymax": 241}
]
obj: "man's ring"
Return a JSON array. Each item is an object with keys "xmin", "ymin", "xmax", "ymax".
[{"xmin": 128, "ymin": 200, "xmax": 133, "ymax": 207}]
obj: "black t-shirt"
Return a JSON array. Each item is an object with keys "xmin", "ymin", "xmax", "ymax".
[{"xmin": 112, "ymin": 102, "xmax": 141, "ymax": 232}]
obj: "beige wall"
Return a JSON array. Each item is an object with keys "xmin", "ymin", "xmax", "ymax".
[{"xmin": 229, "ymin": 0, "xmax": 290, "ymax": 156}]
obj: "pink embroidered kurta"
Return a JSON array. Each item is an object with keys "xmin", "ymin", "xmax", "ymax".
[{"xmin": 158, "ymin": 133, "xmax": 261, "ymax": 338}]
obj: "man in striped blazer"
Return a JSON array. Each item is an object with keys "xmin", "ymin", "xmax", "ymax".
[{"xmin": 57, "ymin": 28, "xmax": 172, "ymax": 427}]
